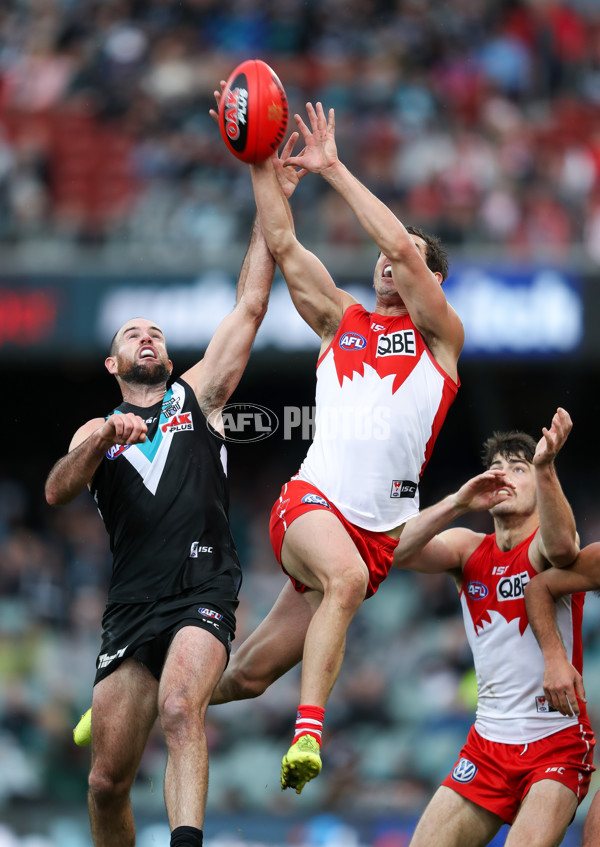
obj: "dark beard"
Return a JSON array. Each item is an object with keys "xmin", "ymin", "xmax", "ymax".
[{"xmin": 120, "ymin": 360, "xmax": 171, "ymax": 386}]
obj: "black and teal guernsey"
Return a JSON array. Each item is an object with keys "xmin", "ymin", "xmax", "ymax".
[{"xmin": 91, "ymin": 379, "xmax": 242, "ymax": 604}]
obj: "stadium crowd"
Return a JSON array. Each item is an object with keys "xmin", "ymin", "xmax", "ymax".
[
  {"xmin": 3, "ymin": 0, "xmax": 600, "ymax": 844},
  {"xmin": 3, "ymin": 450, "xmax": 600, "ymax": 828},
  {"xmin": 0, "ymin": 0, "xmax": 599, "ymax": 260}
]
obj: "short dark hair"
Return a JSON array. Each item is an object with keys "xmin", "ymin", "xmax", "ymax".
[
  {"xmin": 481, "ymin": 431, "xmax": 537, "ymax": 469},
  {"xmin": 406, "ymin": 225, "xmax": 449, "ymax": 282},
  {"xmin": 109, "ymin": 329, "xmax": 120, "ymax": 356}
]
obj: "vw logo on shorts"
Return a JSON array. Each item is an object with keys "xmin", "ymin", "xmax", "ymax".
[
  {"xmin": 452, "ymin": 758, "xmax": 478, "ymax": 783},
  {"xmin": 301, "ymin": 493, "xmax": 331, "ymax": 508}
]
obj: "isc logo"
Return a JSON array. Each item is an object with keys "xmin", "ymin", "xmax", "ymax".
[
  {"xmin": 497, "ymin": 571, "xmax": 530, "ymax": 600},
  {"xmin": 190, "ymin": 543, "xmax": 214, "ymax": 558},
  {"xmin": 377, "ymin": 330, "xmax": 416, "ymax": 357},
  {"xmin": 339, "ymin": 332, "xmax": 366, "ymax": 350}
]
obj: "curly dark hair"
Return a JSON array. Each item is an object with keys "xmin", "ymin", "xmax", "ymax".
[
  {"xmin": 481, "ymin": 431, "xmax": 537, "ymax": 469},
  {"xmin": 405, "ymin": 225, "xmax": 449, "ymax": 282}
]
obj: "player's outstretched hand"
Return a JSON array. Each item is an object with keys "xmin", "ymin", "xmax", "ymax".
[
  {"xmin": 542, "ymin": 655, "xmax": 586, "ymax": 717},
  {"xmin": 100, "ymin": 413, "xmax": 147, "ymax": 446},
  {"xmin": 533, "ymin": 407, "xmax": 572, "ymax": 467},
  {"xmin": 272, "ymin": 131, "xmax": 307, "ymax": 199},
  {"xmin": 452, "ymin": 469, "xmax": 515, "ymax": 513},
  {"xmin": 284, "ymin": 102, "xmax": 338, "ymax": 175},
  {"xmin": 209, "ymin": 80, "xmax": 227, "ymax": 124},
  {"xmin": 212, "ymin": 81, "xmax": 306, "ymax": 200}
]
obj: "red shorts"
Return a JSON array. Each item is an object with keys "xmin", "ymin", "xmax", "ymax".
[
  {"xmin": 442, "ymin": 723, "xmax": 595, "ymax": 824},
  {"xmin": 269, "ymin": 478, "xmax": 398, "ymax": 599}
]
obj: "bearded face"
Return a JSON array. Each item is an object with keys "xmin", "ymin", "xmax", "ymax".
[
  {"xmin": 118, "ymin": 359, "xmax": 171, "ymax": 386},
  {"xmin": 107, "ymin": 319, "xmax": 173, "ymax": 389}
]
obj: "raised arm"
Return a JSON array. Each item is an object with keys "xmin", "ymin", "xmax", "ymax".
[
  {"xmin": 180, "ymin": 217, "xmax": 275, "ymax": 418},
  {"xmin": 285, "ymin": 103, "xmax": 464, "ymax": 369},
  {"xmin": 529, "ymin": 408, "xmax": 579, "ymax": 569},
  {"xmin": 250, "ymin": 155, "xmax": 356, "ymax": 342},
  {"xmin": 393, "ymin": 469, "xmax": 515, "ymax": 576},
  {"xmin": 524, "ymin": 543, "xmax": 600, "ymax": 715},
  {"xmin": 45, "ymin": 413, "xmax": 148, "ymax": 506}
]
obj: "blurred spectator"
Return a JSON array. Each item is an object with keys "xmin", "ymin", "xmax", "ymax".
[
  {"xmin": 3, "ymin": 0, "xmax": 600, "ymax": 836},
  {"xmin": 0, "ymin": 0, "xmax": 598, "ymax": 259}
]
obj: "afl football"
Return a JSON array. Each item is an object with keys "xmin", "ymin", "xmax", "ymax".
[{"xmin": 219, "ymin": 59, "xmax": 289, "ymax": 164}]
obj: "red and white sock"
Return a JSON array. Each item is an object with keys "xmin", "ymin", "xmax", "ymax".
[{"xmin": 292, "ymin": 704, "xmax": 325, "ymax": 746}]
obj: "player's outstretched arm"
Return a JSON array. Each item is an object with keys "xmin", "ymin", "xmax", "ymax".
[
  {"xmin": 524, "ymin": 546, "xmax": 600, "ymax": 714},
  {"xmin": 181, "ymin": 218, "xmax": 275, "ymax": 418},
  {"xmin": 393, "ymin": 469, "xmax": 515, "ymax": 574},
  {"xmin": 284, "ymin": 102, "xmax": 464, "ymax": 364},
  {"xmin": 250, "ymin": 155, "xmax": 356, "ymax": 340},
  {"xmin": 45, "ymin": 413, "xmax": 148, "ymax": 506},
  {"xmin": 530, "ymin": 407, "xmax": 579, "ymax": 569}
]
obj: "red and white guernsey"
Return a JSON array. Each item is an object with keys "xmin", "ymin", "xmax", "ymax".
[
  {"xmin": 296, "ymin": 304, "xmax": 459, "ymax": 532},
  {"xmin": 462, "ymin": 532, "xmax": 588, "ymax": 744}
]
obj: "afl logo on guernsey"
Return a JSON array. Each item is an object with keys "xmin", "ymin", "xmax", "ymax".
[
  {"xmin": 452, "ymin": 758, "xmax": 478, "ymax": 783},
  {"xmin": 339, "ymin": 332, "xmax": 366, "ymax": 351},
  {"xmin": 467, "ymin": 581, "xmax": 488, "ymax": 600},
  {"xmin": 106, "ymin": 444, "xmax": 130, "ymax": 460}
]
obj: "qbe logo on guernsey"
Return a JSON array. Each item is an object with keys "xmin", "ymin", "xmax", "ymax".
[
  {"xmin": 452, "ymin": 758, "xmax": 478, "ymax": 783},
  {"xmin": 376, "ymin": 329, "xmax": 416, "ymax": 357},
  {"xmin": 497, "ymin": 571, "xmax": 530, "ymax": 601}
]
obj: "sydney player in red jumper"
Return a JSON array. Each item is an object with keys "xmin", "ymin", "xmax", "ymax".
[
  {"xmin": 394, "ymin": 409, "xmax": 594, "ymax": 847},
  {"xmin": 211, "ymin": 102, "xmax": 465, "ymax": 793}
]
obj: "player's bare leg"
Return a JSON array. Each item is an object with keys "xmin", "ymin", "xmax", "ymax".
[
  {"xmin": 211, "ymin": 581, "xmax": 316, "ymax": 704},
  {"xmin": 279, "ymin": 509, "xmax": 370, "ymax": 793},
  {"xmin": 505, "ymin": 779, "xmax": 578, "ymax": 847},
  {"xmin": 582, "ymin": 789, "xmax": 600, "ymax": 847},
  {"xmin": 159, "ymin": 626, "xmax": 227, "ymax": 829},
  {"xmin": 88, "ymin": 659, "xmax": 158, "ymax": 847},
  {"xmin": 409, "ymin": 786, "xmax": 502, "ymax": 847}
]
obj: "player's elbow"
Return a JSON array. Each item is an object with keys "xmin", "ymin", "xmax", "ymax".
[
  {"xmin": 383, "ymin": 231, "xmax": 418, "ymax": 265},
  {"xmin": 44, "ymin": 478, "xmax": 73, "ymax": 507},
  {"xmin": 266, "ymin": 226, "xmax": 297, "ymax": 266},
  {"xmin": 547, "ymin": 542, "xmax": 580, "ymax": 570},
  {"xmin": 238, "ymin": 291, "xmax": 269, "ymax": 326},
  {"xmin": 45, "ymin": 484, "xmax": 64, "ymax": 507}
]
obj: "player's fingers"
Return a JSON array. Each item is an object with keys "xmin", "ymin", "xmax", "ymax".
[
  {"xmin": 559, "ymin": 686, "xmax": 580, "ymax": 716},
  {"xmin": 294, "ymin": 113, "xmax": 311, "ymax": 139},
  {"xmin": 305, "ymin": 102, "xmax": 318, "ymax": 127},
  {"xmin": 575, "ymin": 676, "xmax": 587, "ymax": 704},
  {"xmin": 283, "ymin": 155, "xmax": 303, "ymax": 169},
  {"xmin": 315, "ymin": 101, "xmax": 326, "ymax": 127},
  {"xmin": 280, "ymin": 132, "xmax": 299, "ymax": 158},
  {"xmin": 544, "ymin": 688, "xmax": 563, "ymax": 714}
]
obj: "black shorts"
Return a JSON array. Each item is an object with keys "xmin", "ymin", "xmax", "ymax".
[{"xmin": 94, "ymin": 586, "xmax": 238, "ymax": 685}]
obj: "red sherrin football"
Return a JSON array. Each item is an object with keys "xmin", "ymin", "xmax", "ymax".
[{"xmin": 219, "ymin": 59, "xmax": 288, "ymax": 164}]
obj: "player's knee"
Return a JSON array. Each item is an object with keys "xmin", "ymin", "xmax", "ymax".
[
  {"xmin": 160, "ymin": 690, "xmax": 202, "ymax": 742},
  {"xmin": 221, "ymin": 656, "xmax": 271, "ymax": 700},
  {"xmin": 88, "ymin": 764, "xmax": 132, "ymax": 806},
  {"xmin": 327, "ymin": 565, "xmax": 368, "ymax": 612}
]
